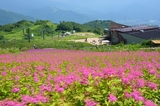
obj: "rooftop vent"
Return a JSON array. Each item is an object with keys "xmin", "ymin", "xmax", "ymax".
[
  {"xmin": 104, "ymin": 28, "xmax": 109, "ymax": 31},
  {"xmin": 140, "ymin": 30, "xmax": 144, "ymax": 32}
]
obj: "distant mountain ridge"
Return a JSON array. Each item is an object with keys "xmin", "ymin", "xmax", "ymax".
[
  {"xmin": 0, "ymin": 0, "xmax": 159, "ymax": 25},
  {"xmin": 0, "ymin": 7, "xmax": 94, "ymax": 25},
  {"xmin": 28, "ymin": 7, "xmax": 94, "ymax": 24},
  {"xmin": 0, "ymin": 8, "xmax": 35, "ymax": 25}
]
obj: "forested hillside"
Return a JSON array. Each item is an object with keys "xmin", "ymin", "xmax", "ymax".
[
  {"xmin": 0, "ymin": 20, "xmax": 57, "ymax": 39},
  {"xmin": 84, "ymin": 20, "xmax": 112, "ymax": 30},
  {"xmin": 0, "ymin": 19, "xmax": 114, "ymax": 41}
]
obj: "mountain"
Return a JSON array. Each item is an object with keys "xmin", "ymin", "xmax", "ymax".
[
  {"xmin": 28, "ymin": 7, "xmax": 94, "ymax": 24},
  {"xmin": 101, "ymin": 3, "xmax": 160, "ymax": 25},
  {"xmin": 0, "ymin": 9, "xmax": 35, "ymax": 25}
]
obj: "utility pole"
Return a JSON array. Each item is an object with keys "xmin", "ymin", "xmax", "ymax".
[
  {"xmin": 22, "ymin": 28, "xmax": 25, "ymax": 35},
  {"xmin": 50, "ymin": 30, "xmax": 54, "ymax": 39},
  {"xmin": 41, "ymin": 29, "xmax": 45, "ymax": 40},
  {"xmin": 27, "ymin": 28, "xmax": 31, "ymax": 42},
  {"xmin": 52, "ymin": 30, "xmax": 54, "ymax": 39}
]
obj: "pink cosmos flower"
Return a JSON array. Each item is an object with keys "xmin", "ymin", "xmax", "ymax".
[
  {"xmin": 108, "ymin": 94, "xmax": 117, "ymax": 102},
  {"xmin": 21, "ymin": 95, "xmax": 35, "ymax": 104},
  {"xmin": 26, "ymin": 71, "xmax": 30, "ymax": 76},
  {"xmin": 124, "ymin": 92, "xmax": 131, "ymax": 98},
  {"xmin": 156, "ymin": 74, "xmax": 160, "ymax": 78},
  {"xmin": 36, "ymin": 66, "xmax": 44, "ymax": 71},
  {"xmin": 50, "ymin": 66, "xmax": 54, "ymax": 70},
  {"xmin": 149, "ymin": 69, "xmax": 157, "ymax": 75},
  {"xmin": 144, "ymin": 100, "xmax": 157, "ymax": 106},
  {"xmin": 21, "ymin": 95, "xmax": 48, "ymax": 104},
  {"xmin": 39, "ymin": 84, "xmax": 52, "ymax": 92},
  {"xmin": 12, "ymin": 87, "xmax": 20, "ymax": 93},
  {"xmin": 130, "ymin": 89, "xmax": 145, "ymax": 102},
  {"xmin": 85, "ymin": 99, "xmax": 98, "ymax": 106},
  {"xmin": 136, "ymin": 78, "xmax": 146, "ymax": 88},
  {"xmin": 15, "ymin": 76, "xmax": 20, "ymax": 80},
  {"xmin": 33, "ymin": 72, "xmax": 40, "ymax": 82},
  {"xmin": 122, "ymin": 77, "xmax": 130, "ymax": 84},
  {"xmin": 34, "ymin": 95, "xmax": 48, "ymax": 103},
  {"xmin": 34, "ymin": 76, "xmax": 40, "ymax": 82},
  {"xmin": 56, "ymin": 86, "xmax": 64, "ymax": 93},
  {"xmin": 134, "ymin": 96, "xmax": 144, "ymax": 103},
  {"xmin": 2, "ymin": 100, "xmax": 22, "ymax": 106},
  {"xmin": 147, "ymin": 82, "xmax": 158, "ymax": 90},
  {"xmin": 1, "ymin": 71, "xmax": 7, "ymax": 76}
]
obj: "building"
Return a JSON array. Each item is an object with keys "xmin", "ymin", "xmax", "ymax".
[{"xmin": 104, "ymin": 22, "xmax": 160, "ymax": 44}]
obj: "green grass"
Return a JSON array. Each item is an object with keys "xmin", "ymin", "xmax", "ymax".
[
  {"xmin": 0, "ymin": 35, "xmax": 94, "ymax": 51},
  {"xmin": 1, "ymin": 31, "xmax": 160, "ymax": 54},
  {"xmin": 58, "ymin": 33, "xmax": 99, "ymax": 41}
]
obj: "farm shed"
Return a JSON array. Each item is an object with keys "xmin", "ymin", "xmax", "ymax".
[{"xmin": 104, "ymin": 22, "xmax": 160, "ymax": 44}]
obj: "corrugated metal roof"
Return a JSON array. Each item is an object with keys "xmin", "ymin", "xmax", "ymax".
[
  {"xmin": 109, "ymin": 22, "xmax": 160, "ymax": 40},
  {"xmin": 114, "ymin": 25, "xmax": 158, "ymax": 32},
  {"xmin": 126, "ymin": 29, "xmax": 160, "ymax": 39}
]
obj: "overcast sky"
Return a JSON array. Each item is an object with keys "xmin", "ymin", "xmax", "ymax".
[
  {"xmin": 0, "ymin": 0, "xmax": 159, "ymax": 12},
  {"xmin": 0, "ymin": 0, "xmax": 159, "ymax": 25}
]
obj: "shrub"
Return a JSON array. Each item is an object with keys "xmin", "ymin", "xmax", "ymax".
[
  {"xmin": 0, "ymin": 35, "xmax": 4, "ymax": 40},
  {"xmin": 141, "ymin": 40, "xmax": 155, "ymax": 47}
]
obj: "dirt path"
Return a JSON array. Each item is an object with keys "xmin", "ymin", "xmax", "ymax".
[{"xmin": 71, "ymin": 38, "xmax": 103, "ymax": 45}]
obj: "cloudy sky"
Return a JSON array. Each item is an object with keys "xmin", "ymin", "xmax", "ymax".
[
  {"xmin": 0, "ymin": 0, "xmax": 159, "ymax": 25},
  {"xmin": 0, "ymin": 0, "xmax": 159, "ymax": 12}
]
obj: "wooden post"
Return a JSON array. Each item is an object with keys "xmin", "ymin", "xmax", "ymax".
[
  {"xmin": 42, "ymin": 29, "xmax": 45, "ymax": 40},
  {"xmin": 27, "ymin": 28, "xmax": 30, "ymax": 42}
]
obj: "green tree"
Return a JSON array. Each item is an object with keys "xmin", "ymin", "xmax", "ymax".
[
  {"xmin": 56, "ymin": 22, "xmax": 73, "ymax": 31},
  {"xmin": 0, "ymin": 35, "xmax": 4, "ymax": 40},
  {"xmin": 141, "ymin": 40, "xmax": 155, "ymax": 47},
  {"xmin": 94, "ymin": 28, "xmax": 103, "ymax": 35},
  {"xmin": 2, "ymin": 24, "xmax": 14, "ymax": 32}
]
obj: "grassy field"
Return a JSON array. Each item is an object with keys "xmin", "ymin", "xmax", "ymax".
[
  {"xmin": 0, "ymin": 31, "xmax": 160, "ymax": 54},
  {"xmin": 0, "ymin": 32, "xmax": 99, "ymax": 53}
]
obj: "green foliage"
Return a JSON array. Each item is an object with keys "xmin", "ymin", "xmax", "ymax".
[
  {"xmin": 56, "ymin": 21, "xmax": 73, "ymax": 31},
  {"xmin": 0, "ymin": 47, "xmax": 20, "ymax": 54},
  {"xmin": 0, "ymin": 35, "xmax": 4, "ymax": 40},
  {"xmin": 56, "ymin": 21, "xmax": 94, "ymax": 32},
  {"xmin": 94, "ymin": 28, "xmax": 103, "ymax": 35},
  {"xmin": 141, "ymin": 40, "xmax": 155, "ymax": 47},
  {"xmin": 14, "ymin": 20, "xmax": 34, "ymax": 28},
  {"xmin": 0, "ymin": 19, "xmax": 159, "ymax": 53},
  {"xmin": 34, "ymin": 20, "xmax": 50, "ymax": 25},
  {"xmin": 0, "ymin": 24, "xmax": 14, "ymax": 32},
  {"xmin": 84, "ymin": 20, "xmax": 112, "ymax": 30},
  {"xmin": 31, "ymin": 20, "xmax": 56, "ymax": 36}
]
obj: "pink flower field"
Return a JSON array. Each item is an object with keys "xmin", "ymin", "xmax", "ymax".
[{"xmin": 0, "ymin": 49, "xmax": 160, "ymax": 106}]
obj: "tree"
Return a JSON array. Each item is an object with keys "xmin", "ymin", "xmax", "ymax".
[
  {"xmin": 2, "ymin": 24, "xmax": 14, "ymax": 32},
  {"xmin": 0, "ymin": 35, "xmax": 4, "ymax": 40},
  {"xmin": 26, "ymin": 28, "xmax": 31, "ymax": 42},
  {"xmin": 56, "ymin": 22, "xmax": 73, "ymax": 31},
  {"xmin": 94, "ymin": 28, "xmax": 103, "ymax": 35},
  {"xmin": 73, "ymin": 25, "xmax": 81, "ymax": 32}
]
